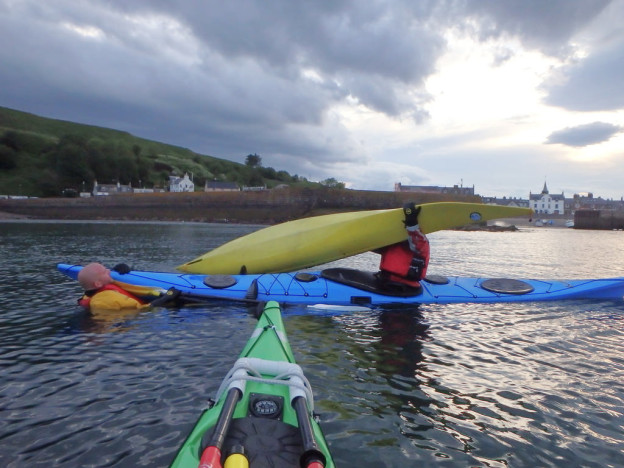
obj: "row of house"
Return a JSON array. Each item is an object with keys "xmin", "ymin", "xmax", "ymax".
[
  {"xmin": 87, "ymin": 174, "xmax": 245, "ymax": 197},
  {"xmin": 500, "ymin": 182, "xmax": 624, "ymax": 215},
  {"xmin": 394, "ymin": 182, "xmax": 475, "ymax": 197},
  {"xmin": 86, "ymin": 174, "xmax": 621, "ymax": 215},
  {"xmin": 396, "ymin": 181, "xmax": 624, "ymax": 215}
]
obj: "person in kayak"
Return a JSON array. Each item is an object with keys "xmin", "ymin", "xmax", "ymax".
[
  {"xmin": 77, "ymin": 262, "xmax": 147, "ymax": 310},
  {"xmin": 376, "ymin": 202, "xmax": 430, "ymax": 290}
]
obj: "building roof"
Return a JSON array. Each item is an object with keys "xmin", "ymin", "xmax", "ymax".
[{"xmin": 530, "ymin": 192, "xmax": 564, "ymax": 201}]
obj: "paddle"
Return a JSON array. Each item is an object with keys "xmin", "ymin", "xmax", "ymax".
[
  {"xmin": 292, "ymin": 396, "xmax": 326, "ymax": 468},
  {"xmin": 147, "ymin": 287, "xmax": 260, "ymax": 307},
  {"xmin": 197, "ymin": 387, "xmax": 242, "ymax": 468},
  {"xmin": 148, "ymin": 287, "xmax": 182, "ymax": 307}
]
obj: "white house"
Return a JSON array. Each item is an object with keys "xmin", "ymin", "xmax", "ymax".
[
  {"xmin": 169, "ymin": 173, "xmax": 195, "ymax": 192},
  {"xmin": 530, "ymin": 182, "xmax": 565, "ymax": 215}
]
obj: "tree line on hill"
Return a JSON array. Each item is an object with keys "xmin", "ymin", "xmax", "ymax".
[
  {"xmin": 0, "ymin": 106, "xmax": 343, "ymax": 197},
  {"xmin": 0, "ymin": 129, "xmax": 313, "ymax": 197}
]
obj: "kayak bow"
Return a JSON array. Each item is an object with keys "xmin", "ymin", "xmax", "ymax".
[{"xmin": 169, "ymin": 301, "xmax": 333, "ymax": 468}]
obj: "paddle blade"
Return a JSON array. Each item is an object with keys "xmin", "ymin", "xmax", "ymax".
[{"xmin": 198, "ymin": 446, "xmax": 222, "ymax": 468}]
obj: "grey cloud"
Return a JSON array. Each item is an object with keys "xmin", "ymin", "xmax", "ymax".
[
  {"xmin": 107, "ymin": 1, "xmax": 443, "ymax": 79},
  {"xmin": 139, "ymin": 1, "xmax": 445, "ymax": 118},
  {"xmin": 543, "ymin": 39, "xmax": 624, "ymax": 111},
  {"xmin": 460, "ymin": 0, "xmax": 612, "ymax": 55},
  {"xmin": 546, "ymin": 122, "xmax": 623, "ymax": 147},
  {"xmin": 0, "ymin": 0, "xmax": 446, "ymax": 167},
  {"xmin": 0, "ymin": 0, "xmax": 621, "ymax": 193}
]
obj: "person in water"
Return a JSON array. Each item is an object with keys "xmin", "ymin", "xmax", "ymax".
[
  {"xmin": 77, "ymin": 262, "xmax": 147, "ymax": 310},
  {"xmin": 376, "ymin": 202, "xmax": 430, "ymax": 289}
]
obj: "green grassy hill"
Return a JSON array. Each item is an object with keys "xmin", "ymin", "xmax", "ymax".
[{"xmin": 0, "ymin": 106, "xmax": 318, "ymax": 197}]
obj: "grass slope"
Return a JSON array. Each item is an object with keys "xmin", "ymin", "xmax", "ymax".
[{"xmin": 0, "ymin": 106, "xmax": 310, "ymax": 197}]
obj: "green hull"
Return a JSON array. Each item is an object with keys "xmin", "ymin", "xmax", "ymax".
[{"xmin": 169, "ymin": 301, "xmax": 333, "ymax": 467}]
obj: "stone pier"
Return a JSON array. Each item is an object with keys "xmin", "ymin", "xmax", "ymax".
[{"xmin": 574, "ymin": 209, "xmax": 624, "ymax": 230}]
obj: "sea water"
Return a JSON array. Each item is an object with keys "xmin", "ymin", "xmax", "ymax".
[{"xmin": 1, "ymin": 221, "xmax": 623, "ymax": 467}]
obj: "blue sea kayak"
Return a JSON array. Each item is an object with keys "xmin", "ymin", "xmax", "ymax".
[{"xmin": 57, "ymin": 264, "xmax": 624, "ymax": 307}]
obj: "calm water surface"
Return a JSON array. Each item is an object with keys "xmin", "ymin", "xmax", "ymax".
[{"xmin": 1, "ymin": 221, "xmax": 624, "ymax": 467}]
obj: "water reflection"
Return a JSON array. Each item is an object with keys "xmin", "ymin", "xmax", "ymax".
[
  {"xmin": 376, "ymin": 308, "xmax": 430, "ymax": 377},
  {"xmin": 71, "ymin": 307, "xmax": 146, "ymax": 334}
]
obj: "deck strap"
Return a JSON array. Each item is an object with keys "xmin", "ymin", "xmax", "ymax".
[{"xmin": 215, "ymin": 357, "xmax": 315, "ymax": 412}]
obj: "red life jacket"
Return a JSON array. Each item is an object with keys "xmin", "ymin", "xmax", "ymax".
[
  {"xmin": 78, "ymin": 283, "xmax": 145, "ymax": 308},
  {"xmin": 379, "ymin": 226, "xmax": 430, "ymax": 286},
  {"xmin": 379, "ymin": 242, "xmax": 415, "ymax": 277}
]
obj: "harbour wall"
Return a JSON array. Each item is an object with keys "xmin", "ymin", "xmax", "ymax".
[
  {"xmin": 0, "ymin": 188, "xmax": 479, "ymax": 224},
  {"xmin": 575, "ymin": 209, "xmax": 624, "ymax": 230}
]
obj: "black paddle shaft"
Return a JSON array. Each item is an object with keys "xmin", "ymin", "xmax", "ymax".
[
  {"xmin": 209, "ymin": 387, "xmax": 242, "ymax": 449},
  {"xmin": 292, "ymin": 396, "xmax": 326, "ymax": 467}
]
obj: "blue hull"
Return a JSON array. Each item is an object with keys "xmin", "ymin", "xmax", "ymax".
[{"xmin": 57, "ymin": 264, "xmax": 624, "ymax": 307}]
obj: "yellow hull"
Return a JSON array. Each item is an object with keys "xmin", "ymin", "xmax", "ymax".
[{"xmin": 177, "ymin": 202, "xmax": 532, "ymax": 274}]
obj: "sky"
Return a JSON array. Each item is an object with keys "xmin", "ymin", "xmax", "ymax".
[{"xmin": 1, "ymin": 0, "xmax": 623, "ymax": 199}]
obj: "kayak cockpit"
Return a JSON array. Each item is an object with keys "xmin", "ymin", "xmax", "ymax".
[
  {"xmin": 200, "ymin": 405, "xmax": 309, "ymax": 466},
  {"xmin": 321, "ymin": 267, "xmax": 423, "ymax": 297}
]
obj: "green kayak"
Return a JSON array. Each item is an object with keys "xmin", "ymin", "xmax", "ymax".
[{"xmin": 169, "ymin": 301, "xmax": 334, "ymax": 468}]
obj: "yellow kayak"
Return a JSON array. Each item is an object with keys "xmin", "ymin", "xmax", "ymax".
[{"xmin": 178, "ymin": 202, "xmax": 532, "ymax": 275}]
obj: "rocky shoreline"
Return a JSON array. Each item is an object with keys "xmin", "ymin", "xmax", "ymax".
[{"xmin": 0, "ymin": 210, "xmax": 29, "ymax": 219}]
